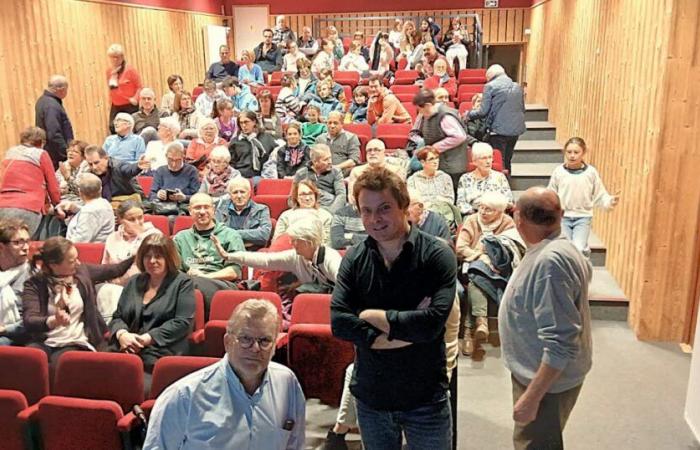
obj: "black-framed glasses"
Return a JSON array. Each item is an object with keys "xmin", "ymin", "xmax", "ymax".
[{"xmin": 236, "ymin": 334, "xmax": 274, "ymax": 350}]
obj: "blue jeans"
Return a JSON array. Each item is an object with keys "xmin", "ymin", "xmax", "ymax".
[
  {"xmin": 562, "ymin": 216, "xmax": 592, "ymax": 256},
  {"xmin": 356, "ymin": 396, "xmax": 452, "ymax": 450}
]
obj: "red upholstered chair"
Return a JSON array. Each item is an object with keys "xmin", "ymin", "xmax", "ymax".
[
  {"xmin": 290, "ymin": 294, "xmax": 331, "ymax": 325},
  {"xmin": 261, "ymin": 85, "xmax": 283, "ymax": 102},
  {"xmin": 145, "ymin": 356, "xmax": 218, "ymax": 408},
  {"xmin": 74, "ymin": 242, "xmax": 105, "ymax": 264},
  {"xmin": 35, "ymin": 396, "xmax": 125, "ymax": 450},
  {"xmin": 190, "ymin": 289, "xmax": 207, "ymax": 345},
  {"xmin": 376, "ymin": 123, "xmax": 412, "ymax": 136},
  {"xmin": 192, "ymin": 86, "xmax": 204, "ymax": 102},
  {"xmin": 172, "ymin": 215, "xmax": 195, "ymax": 236},
  {"xmin": 334, "ymin": 71, "xmax": 360, "ymax": 89},
  {"xmin": 343, "ymin": 123, "xmax": 372, "ymax": 161},
  {"xmin": 208, "ymin": 290, "xmax": 283, "ymax": 321},
  {"xmin": 457, "ymin": 84, "xmax": 485, "ymax": 103},
  {"xmin": 0, "ymin": 389, "xmax": 29, "ymax": 450},
  {"xmin": 53, "ymin": 351, "xmax": 144, "ymax": 413},
  {"xmin": 402, "ymin": 102, "xmax": 417, "ymax": 122},
  {"xmin": 390, "ymin": 84, "xmax": 420, "ymax": 96},
  {"xmin": 136, "ymin": 176, "xmax": 153, "ymax": 196},
  {"xmin": 253, "ymin": 194, "xmax": 290, "ymax": 220},
  {"xmin": 468, "ymin": 148, "xmax": 505, "ymax": 173},
  {"xmin": 269, "ymin": 71, "xmax": 294, "ymax": 86},
  {"xmin": 144, "ymin": 214, "xmax": 170, "ymax": 236},
  {"xmin": 202, "ymin": 320, "xmax": 228, "ymax": 357},
  {"xmin": 459, "ymin": 101, "xmax": 474, "ymax": 116},
  {"xmin": 393, "ymin": 69, "xmax": 419, "ymax": 85},
  {"xmin": 256, "ymin": 178, "xmax": 294, "ymax": 195},
  {"xmin": 457, "ymin": 68, "xmax": 487, "ymax": 85},
  {"xmin": 287, "ymin": 324, "xmax": 355, "ymax": 406},
  {"xmin": 341, "ymin": 85, "xmax": 352, "ymax": 104},
  {"xmin": 0, "ymin": 346, "xmax": 49, "ymax": 405}
]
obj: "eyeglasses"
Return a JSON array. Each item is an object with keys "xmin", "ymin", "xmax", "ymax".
[{"xmin": 236, "ymin": 334, "xmax": 274, "ymax": 350}]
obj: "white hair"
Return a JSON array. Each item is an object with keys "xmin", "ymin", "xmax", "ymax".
[
  {"xmin": 287, "ymin": 217, "xmax": 324, "ymax": 248},
  {"xmin": 77, "ymin": 173, "xmax": 102, "ymax": 199},
  {"xmin": 210, "ymin": 145, "xmax": 231, "ymax": 162},
  {"xmin": 366, "ymin": 138, "xmax": 386, "ymax": 151},
  {"xmin": 107, "ymin": 43, "xmax": 124, "ymax": 56},
  {"xmin": 486, "ymin": 64, "xmax": 505, "ymax": 81},
  {"xmin": 48, "ymin": 75, "xmax": 68, "ymax": 90},
  {"xmin": 310, "ymin": 143, "xmax": 331, "ymax": 161},
  {"xmin": 159, "ymin": 117, "xmax": 181, "ymax": 136},
  {"xmin": 479, "ymin": 191, "xmax": 508, "ymax": 212},
  {"xmin": 114, "ymin": 113, "xmax": 135, "ymax": 128},
  {"xmin": 139, "ymin": 87, "xmax": 156, "ymax": 98},
  {"xmin": 408, "ymin": 188, "xmax": 424, "ymax": 205},
  {"xmin": 227, "ymin": 177, "xmax": 251, "ymax": 193},
  {"xmin": 471, "ymin": 142, "xmax": 494, "ymax": 160},
  {"xmin": 197, "ymin": 118, "xmax": 219, "ymax": 137}
]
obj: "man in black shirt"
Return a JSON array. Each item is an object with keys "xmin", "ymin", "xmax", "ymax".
[
  {"xmin": 206, "ymin": 45, "xmax": 239, "ymax": 82},
  {"xmin": 331, "ymin": 167, "xmax": 457, "ymax": 450}
]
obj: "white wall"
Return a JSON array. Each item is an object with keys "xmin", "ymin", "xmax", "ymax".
[{"xmin": 686, "ymin": 310, "xmax": 700, "ymax": 441}]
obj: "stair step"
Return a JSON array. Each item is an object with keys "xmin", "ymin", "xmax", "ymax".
[
  {"xmin": 590, "ymin": 267, "xmax": 627, "ymax": 302},
  {"xmin": 513, "ymin": 140, "xmax": 563, "ymax": 163},
  {"xmin": 525, "ymin": 104, "xmax": 549, "ymax": 121},
  {"xmin": 522, "ymin": 121, "xmax": 556, "ymax": 141},
  {"xmin": 509, "ymin": 162, "xmax": 559, "ymax": 190}
]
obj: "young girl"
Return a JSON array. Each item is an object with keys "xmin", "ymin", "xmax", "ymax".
[
  {"xmin": 301, "ymin": 105, "xmax": 327, "ymax": 146},
  {"xmin": 212, "ymin": 98, "xmax": 237, "ymax": 142},
  {"xmin": 257, "ymin": 90, "xmax": 282, "ymax": 139},
  {"xmin": 348, "ymin": 86, "xmax": 368, "ymax": 123},
  {"xmin": 275, "ymin": 74, "xmax": 302, "ymax": 124},
  {"xmin": 547, "ymin": 137, "xmax": 620, "ymax": 256}
]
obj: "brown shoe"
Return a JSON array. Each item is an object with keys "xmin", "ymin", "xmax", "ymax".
[
  {"xmin": 475, "ymin": 317, "xmax": 489, "ymax": 341},
  {"xmin": 460, "ymin": 337, "xmax": 474, "ymax": 356}
]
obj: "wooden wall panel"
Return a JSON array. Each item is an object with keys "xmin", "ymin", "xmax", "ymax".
[
  {"xmin": 269, "ymin": 8, "xmax": 529, "ymax": 45},
  {"xmin": 526, "ymin": 0, "xmax": 700, "ymax": 342},
  {"xmin": 0, "ymin": 0, "xmax": 222, "ymax": 159}
]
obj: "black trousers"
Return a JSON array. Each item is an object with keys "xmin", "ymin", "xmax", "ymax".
[{"xmin": 488, "ymin": 134, "xmax": 519, "ymax": 175}]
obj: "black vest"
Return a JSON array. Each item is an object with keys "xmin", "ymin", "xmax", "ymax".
[{"xmin": 421, "ymin": 105, "xmax": 469, "ymax": 176}]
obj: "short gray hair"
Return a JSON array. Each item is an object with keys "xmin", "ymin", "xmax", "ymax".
[
  {"xmin": 77, "ymin": 173, "xmax": 102, "ymax": 199},
  {"xmin": 471, "ymin": 142, "xmax": 494, "ymax": 160},
  {"xmin": 210, "ymin": 145, "xmax": 231, "ymax": 162},
  {"xmin": 114, "ymin": 112, "xmax": 135, "ymax": 128},
  {"xmin": 227, "ymin": 177, "xmax": 251, "ymax": 193},
  {"xmin": 479, "ymin": 191, "xmax": 508, "ymax": 212},
  {"xmin": 107, "ymin": 43, "xmax": 124, "ymax": 56},
  {"xmin": 226, "ymin": 299, "xmax": 280, "ymax": 334},
  {"xmin": 327, "ymin": 111, "xmax": 343, "ymax": 122},
  {"xmin": 139, "ymin": 87, "xmax": 156, "ymax": 98},
  {"xmin": 197, "ymin": 118, "xmax": 219, "ymax": 137},
  {"xmin": 165, "ymin": 141, "xmax": 185, "ymax": 157},
  {"xmin": 310, "ymin": 143, "xmax": 331, "ymax": 161},
  {"xmin": 287, "ymin": 217, "xmax": 324, "ymax": 248},
  {"xmin": 486, "ymin": 64, "xmax": 505, "ymax": 81},
  {"xmin": 159, "ymin": 116, "xmax": 181, "ymax": 136},
  {"xmin": 48, "ymin": 75, "xmax": 68, "ymax": 90}
]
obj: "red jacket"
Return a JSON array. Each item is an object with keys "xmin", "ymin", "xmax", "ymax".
[
  {"xmin": 0, "ymin": 145, "xmax": 61, "ymax": 214},
  {"xmin": 423, "ymin": 75, "xmax": 457, "ymax": 100},
  {"xmin": 106, "ymin": 65, "xmax": 142, "ymax": 106}
]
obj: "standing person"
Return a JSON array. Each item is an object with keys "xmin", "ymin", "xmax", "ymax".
[
  {"xmin": 500, "ymin": 187, "xmax": 593, "ymax": 449},
  {"xmin": 144, "ymin": 299, "xmax": 306, "ymax": 450},
  {"xmin": 206, "ymin": 45, "xmax": 239, "ymax": 82},
  {"xmin": 547, "ymin": 137, "xmax": 620, "ymax": 257},
  {"xmin": 106, "ymin": 43, "xmax": 142, "ymax": 134},
  {"xmin": 467, "ymin": 64, "xmax": 526, "ymax": 174},
  {"xmin": 331, "ymin": 167, "xmax": 457, "ymax": 450},
  {"xmin": 35, "ymin": 75, "xmax": 74, "ymax": 169},
  {"xmin": 0, "ymin": 219, "xmax": 32, "ymax": 346}
]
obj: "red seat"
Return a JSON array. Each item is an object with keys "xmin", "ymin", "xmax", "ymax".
[
  {"xmin": 144, "ymin": 214, "xmax": 170, "ymax": 236},
  {"xmin": 190, "ymin": 289, "xmax": 206, "ymax": 344},
  {"xmin": 256, "ymin": 178, "xmax": 293, "ymax": 195},
  {"xmin": 192, "ymin": 86, "xmax": 204, "ymax": 102},
  {"xmin": 343, "ymin": 124, "xmax": 372, "ymax": 162},
  {"xmin": 468, "ymin": 148, "xmax": 505, "ymax": 173},
  {"xmin": 341, "ymin": 36, "xmax": 352, "ymax": 53},
  {"xmin": 458, "ymin": 68, "xmax": 487, "ymax": 85},
  {"xmin": 0, "ymin": 347, "xmax": 49, "ymax": 405},
  {"xmin": 172, "ymin": 216, "xmax": 195, "ymax": 236},
  {"xmin": 209, "ymin": 290, "xmax": 284, "ymax": 321},
  {"xmin": 0, "ymin": 390, "xmax": 29, "ymax": 450},
  {"xmin": 290, "ymin": 294, "xmax": 331, "ymax": 325},
  {"xmin": 253, "ymin": 194, "xmax": 290, "ymax": 220},
  {"xmin": 402, "ymin": 102, "xmax": 417, "ymax": 122},
  {"xmin": 287, "ymin": 324, "xmax": 355, "ymax": 406},
  {"xmin": 334, "ymin": 71, "xmax": 360, "ymax": 90},
  {"xmin": 74, "ymin": 242, "xmax": 105, "ymax": 264},
  {"xmin": 390, "ymin": 85, "xmax": 420, "ymax": 103},
  {"xmin": 136, "ymin": 176, "xmax": 153, "ymax": 196},
  {"xmin": 457, "ymin": 84, "xmax": 485, "ymax": 103},
  {"xmin": 393, "ymin": 70, "xmax": 419, "ymax": 85},
  {"xmin": 260, "ymin": 85, "xmax": 282, "ymax": 102},
  {"xmin": 376, "ymin": 123, "xmax": 412, "ymax": 136},
  {"xmin": 341, "ymin": 85, "xmax": 352, "ymax": 106},
  {"xmin": 147, "ymin": 356, "xmax": 218, "ymax": 401},
  {"xmin": 269, "ymin": 71, "xmax": 294, "ymax": 86},
  {"xmin": 202, "ymin": 320, "xmax": 228, "ymax": 357},
  {"xmin": 459, "ymin": 101, "xmax": 474, "ymax": 116}
]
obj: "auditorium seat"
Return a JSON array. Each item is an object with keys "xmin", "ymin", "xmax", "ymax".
[
  {"xmin": 261, "ymin": 85, "xmax": 282, "ymax": 102},
  {"xmin": 144, "ymin": 356, "xmax": 218, "ymax": 408},
  {"xmin": 377, "ymin": 122, "xmax": 412, "ymax": 150},
  {"xmin": 74, "ymin": 242, "xmax": 105, "ymax": 264},
  {"xmin": 393, "ymin": 69, "xmax": 419, "ymax": 85},
  {"xmin": 457, "ymin": 84, "xmax": 486, "ymax": 103},
  {"xmin": 459, "ymin": 101, "xmax": 474, "ymax": 116},
  {"xmin": 269, "ymin": 71, "xmax": 294, "ymax": 86},
  {"xmin": 0, "ymin": 390, "xmax": 28, "ymax": 450},
  {"xmin": 390, "ymin": 84, "xmax": 419, "ymax": 102},
  {"xmin": 341, "ymin": 85, "xmax": 352, "ymax": 104},
  {"xmin": 136, "ymin": 176, "xmax": 153, "ymax": 196},
  {"xmin": 402, "ymin": 102, "xmax": 418, "ymax": 122},
  {"xmin": 172, "ymin": 215, "xmax": 194, "ymax": 236},
  {"xmin": 256, "ymin": 178, "xmax": 293, "ymax": 195},
  {"xmin": 0, "ymin": 345, "xmax": 50, "ymax": 406},
  {"xmin": 334, "ymin": 71, "xmax": 360, "ymax": 89},
  {"xmin": 458, "ymin": 68, "xmax": 487, "ymax": 85},
  {"xmin": 190, "ymin": 289, "xmax": 206, "ymax": 345},
  {"xmin": 253, "ymin": 194, "xmax": 290, "ymax": 220},
  {"xmin": 289, "ymin": 293, "xmax": 331, "ymax": 325},
  {"xmin": 144, "ymin": 214, "xmax": 170, "ymax": 236},
  {"xmin": 468, "ymin": 148, "xmax": 505, "ymax": 173},
  {"xmin": 344, "ymin": 123, "xmax": 372, "ymax": 161},
  {"xmin": 192, "ymin": 86, "xmax": 204, "ymax": 102}
]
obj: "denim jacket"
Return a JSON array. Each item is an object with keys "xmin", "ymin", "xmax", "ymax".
[{"xmin": 214, "ymin": 198, "xmax": 272, "ymax": 249}]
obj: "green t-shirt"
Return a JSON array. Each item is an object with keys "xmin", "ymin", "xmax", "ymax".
[{"xmin": 173, "ymin": 222, "xmax": 245, "ymax": 275}]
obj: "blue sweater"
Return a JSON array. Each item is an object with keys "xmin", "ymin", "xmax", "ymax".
[{"xmin": 149, "ymin": 164, "xmax": 201, "ymax": 201}]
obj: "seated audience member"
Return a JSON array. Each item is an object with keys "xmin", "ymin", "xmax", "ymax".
[
  {"xmin": 339, "ymin": 42, "xmax": 370, "ymax": 74},
  {"xmin": 275, "ymin": 122, "xmax": 310, "ymax": 179},
  {"xmin": 311, "ymin": 39, "xmax": 335, "ymax": 76},
  {"xmin": 366, "ymin": 75, "xmax": 411, "ymax": 125},
  {"xmin": 257, "ymin": 89, "xmax": 283, "ymax": 138},
  {"xmin": 171, "ymin": 91, "xmax": 204, "ymax": 140},
  {"xmin": 56, "ymin": 140, "xmax": 90, "ymax": 204},
  {"xmin": 407, "ymin": 146, "xmax": 456, "ymax": 213},
  {"xmin": 326, "ymin": 26, "xmax": 345, "ymax": 61},
  {"xmin": 274, "ymin": 180, "xmax": 333, "ymax": 245},
  {"xmin": 298, "ymin": 26, "xmax": 319, "ymax": 57},
  {"xmin": 407, "ymin": 189, "xmax": 451, "ymax": 243},
  {"xmin": 275, "ymin": 75, "xmax": 303, "ymax": 124},
  {"xmin": 195, "ymin": 79, "xmax": 226, "ymax": 118},
  {"xmin": 347, "ymin": 139, "xmax": 407, "ymax": 200},
  {"xmin": 198, "ymin": 146, "xmax": 242, "ymax": 203},
  {"xmin": 369, "ymin": 32, "xmax": 394, "ymax": 76},
  {"xmin": 398, "ymin": 20, "xmax": 420, "ymax": 67},
  {"xmin": 214, "ymin": 217, "xmax": 341, "ymax": 327},
  {"xmin": 272, "ymin": 15, "xmax": 296, "ymax": 45},
  {"xmin": 206, "ymin": 45, "xmax": 239, "ymax": 82},
  {"xmin": 160, "ymin": 74, "xmax": 184, "ymax": 114},
  {"xmin": 229, "ymin": 111, "xmax": 277, "ymax": 179},
  {"xmin": 294, "ymin": 144, "xmax": 346, "ymax": 213},
  {"xmin": 144, "ymin": 117, "xmax": 180, "ymax": 172},
  {"xmin": 445, "ymin": 30, "xmax": 469, "ymax": 73},
  {"xmin": 149, "ymin": 142, "xmax": 200, "ymax": 214},
  {"xmin": 64, "ymin": 173, "xmax": 115, "ymax": 243},
  {"xmin": 109, "ymin": 233, "xmax": 195, "ymax": 372},
  {"xmin": 237, "ymin": 50, "xmax": 266, "ymax": 87},
  {"xmin": 441, "ymin": 17, "xmax": 469, "ymax": 51},
  {"xmin": 84, "ymin": 145, "xmax": 148, "ymax": 207},
  {"xmin": 0, "ymin": 219, "xmax": 32, "ymax": 346},
  {"xmin": 315, "ymin": 111, "xmax": 361, "ymax": 176},
  {"xmin": 104, "ymin": 113, "xmax": 146, "ymax": 163},
  {"xmin": 300, "ymin": 105, "xmax": 327, "ymax": 146},
  {"xmin": 455, "ymin": 192, "xmax": 516, "ymax": 356},
  {"xmin": 186, "ymin": 118, "xmax": 227, "ymax": 173},
  {"xmin": 98, "ymin": 200, "xmax": 161, "ymax": 321},
  {"xmin": 222, "ymin": 76, "xmax": 259, "ymax": 113},
  {"xmin": 143, "ymin": 299, "xmax": 306, "ymax": 449},
  {"xmin": 213, "ymin": 98, "xmax": 237, "ymax": 142},
  {"xmin": 308, "ymin": 81, "xmax": 343, "ymax": 121},
  {"xmin": 295, "ymin": 58, "xmax": 316, "ymax": 97},
  {"xmin": 464, "ymin": 93, "xmax": 488, "ymax": 142},
  {"xmin": 351, "ymin": 30, "xmax": 371, "ymax": 62},
  {"xmin": 456, "ymin": 142, "xmax": 513, "ymax": 216},
  {"xmin": 173, "ymin": 193, "xmax": 244, "ymax": 318},
  {"xmin": 434, "ymin": 87, "xmax": 451, "ymax": 105},
  {"xmin": 215, "ymin": 178, "xmax": 272, "ymax": 250},
  {"xmin": 423, "ymin": 58, "xmax": 457, "ymax": 100},
  {"xmin": 330, "ymin": 203, "xmax": 366, "ymax": 250},
  {"xmin": 348, "ymin": 86, "xmax": 369, "ymax": 123},
  {"xmin": 415, "ymin": 41, "xmax": 442, "ymax": 75},
  {"xmin": 254, "ymin": 29, "xmax": 282, "ymax": 73},
  {"xmin": 306, "ymin": 69, "xmax": 347, "ymax": 105},
  {"xmin": 282, "ymin": 40, "xmax": 307, "ymax": 73},
  {"xmin": 388, "ymin": 19, "xmax": 403, "ymax": 49},
  {"xmin": 22, "ymin": 237, "xmax": 132, "ymax": 364},
  {"xmin": 132, "ymin": 87, "xmax": 168, "ymax": 145}
]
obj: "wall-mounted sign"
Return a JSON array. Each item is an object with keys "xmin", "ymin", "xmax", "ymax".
[{"xmin": 485, "ymin": 0, "xmax": 499, "ymax": 7}]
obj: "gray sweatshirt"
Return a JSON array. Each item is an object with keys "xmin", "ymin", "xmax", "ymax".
[{"xmin": 498, "ymin": 233, "xmax": 593, "ymax": 393}]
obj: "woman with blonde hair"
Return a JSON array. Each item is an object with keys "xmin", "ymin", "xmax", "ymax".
[{"xmin": 106, "ymin": 43, "xmax": 142, "ymax": 133}]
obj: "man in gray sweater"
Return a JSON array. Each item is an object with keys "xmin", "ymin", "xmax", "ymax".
[{"xmin": 499, "ymin": 186, "xmax": 592, "ymax": 449}]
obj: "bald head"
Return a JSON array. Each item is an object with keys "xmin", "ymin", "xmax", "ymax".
[{"xmin": 516, "ymin": 187, "xmax": 562, "ymax": 226}]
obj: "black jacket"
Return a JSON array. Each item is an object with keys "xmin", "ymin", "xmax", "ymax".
[
  {"xmin": 254, "ymin": 43, "xmax": 282, "ymax": 72},
  {"xmin": 229, "ymin": 132, "xmax": 277, "ymax": 178},
  {"xmin": 35, "ymin": 90, "xmax": 74, "ymax": 168},
  {"xmin": 101, "ymin": 158, "xmax": 143, "ymax": 200}
]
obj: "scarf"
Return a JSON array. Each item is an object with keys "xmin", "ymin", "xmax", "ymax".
[
  {"xmin": 0, "ymin": 263, "xmax": 28, "ymax": 327},
  {"xmin": 477, "ymin": 213, "xmax": 505, "ymax": 237},
  {"xmin": 240, "ymin": 132, "xmax": 267, "ymax": 171},
  {"xmin": 205, "ymin": 165, "xmax": 235, "ymax": 195},
  {"xmin": 284, "ymin": 144, "xmax": 306, "ymax": 167}
]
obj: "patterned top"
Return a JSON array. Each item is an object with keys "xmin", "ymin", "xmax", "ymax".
[
  {"xmin": 456, "ymin": 170, "xmax": 513, "ymax": 215},
  {"xmin": 407, "ymin": 170, "xmax": 455, "ymax": 206}
]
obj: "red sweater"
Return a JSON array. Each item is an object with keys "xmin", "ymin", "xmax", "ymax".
[
  {"xmin": 0, "ymin": 146, "xmax": 61, "ymax": 213},
  {"xmin": 106, "ymin": 65, "xmax": 142, "ymax": 106}
]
